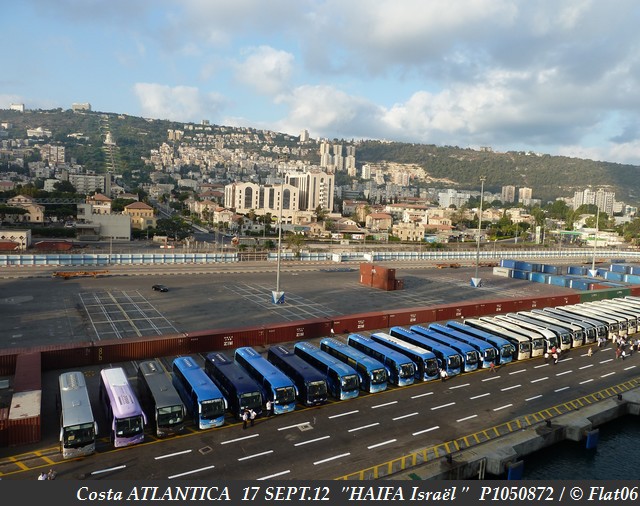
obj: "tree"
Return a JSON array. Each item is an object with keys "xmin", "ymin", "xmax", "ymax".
[
  {"xmin": 314, "ymin": 205, "xmax": 328, "ymax": 222},
  {"xmin": 155, "ymin": 216, "xmax": 191, "ymax": 240},
  {"xmin": 285, "ymin": 232, "xmax": 305, "ymax": 257}
]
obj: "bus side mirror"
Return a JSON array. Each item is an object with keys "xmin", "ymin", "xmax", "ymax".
[{"xmin": 94, "ymin": 422, "xmax": 99, "ymax": 435}]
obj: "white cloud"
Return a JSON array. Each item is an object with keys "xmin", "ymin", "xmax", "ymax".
[
  {"xmin": 233, "ymin": 46, "xmax": 294, "ymax": 96},
  {"xmin": 133, "ymin": 83, "xmax": 226, "ymax": 122}
]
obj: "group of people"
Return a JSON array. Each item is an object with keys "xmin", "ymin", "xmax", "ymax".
[
  {"xmin": 241, "ymin": 400, "xmax": 274, "ymax": 429},
  {"xmin": 614, "ymin": 335, "xmax": 637, "ymax": 360},
  {"xmin": 545, "ymin": 346, "xmax": 560, "ymax": 365},
  {"xmin": 37, "ymin": 469, "xmax": 56, "ymax": 480}
]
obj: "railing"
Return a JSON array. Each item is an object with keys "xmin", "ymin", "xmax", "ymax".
[{"xmin": 0, "ymin": 248, "xmax": 639, "ymax": 267}]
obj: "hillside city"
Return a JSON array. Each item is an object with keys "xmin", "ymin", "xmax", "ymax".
[{"xmin": 0, "ymin": 103, "xmax": 639, "ymax": 253}]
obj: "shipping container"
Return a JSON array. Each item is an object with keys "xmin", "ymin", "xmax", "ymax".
[
  {"xmin": 265, "ymin": 318, "xmax": 328, "ymax": 344},
  {"xmin": 499, "ymin": 259, "xmax": 518, "ymax": 269},
  {"xmin": 331, "ymin": 312, "xmax": 389, "ymax": 335},
  {"xmin": 569, "ymin": 278, "xmax": 594, "ymax": 291},
  {"xmin": 8, "ymin": 390, "xmax": 41, "ymax": 446},
  {"xmin": 94, "ymin": 332, "xmax": 192, "ymax": 363},
  {"xmin": 492, "ymin": 266, "xmax": 511, "ymax": 277},
  {"xmin": 628, "ymin": 266, "xmax": 640, "ymax": 276},
  {"xmin": 603, "ymin": 271, "xmax": 625, "ymax": 282},
  {"xmin": 567, "ymin": 265, "xmax": 588, "ymax": 276},
  {"xmin": 541, "ymin": 264, "xmax": 560, "ymax": 275},
  {"xmin": 548, "ymin": 275, "xmax": 570, "ymax": 287},
  {"xmin": 13, "ymin": 353, "xmax": 41, "ymax": 393},
  {"xmin": 511, "ymin": 269, "xmax": 529, "ymax": 280},
  {"xmin": 610, "ymin": 263, "xmax": 630, "ymax": 273},
  {"xmin": 186, "ymin": 326, "xmax": 265, "ymax": 354},
  {"xmin": 529, "ymin": 272, "xmax": 549, "ymax": 284},
  {"xmin": 624, "ymin": 274, "xmax": 640, "ymax": 285},
  {"xmin": 383, "ymin": 307, "xmax": 438, "ymax": 327}
]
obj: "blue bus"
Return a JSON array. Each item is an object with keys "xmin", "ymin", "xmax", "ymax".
[
  {"xmin": 171, "ymin": 356, "xmax": 227, "ymax": 429},
  {"xmin": 267, "ymin": 345, "xmax": 328, "ymax": 406},
  {"xmin": 389, "ymin": 327, "xmax": 462, "ymax": 377},
  {"xmin": 293, "ymin": 342, "xmax": 360, "ymax": 400},
  {"xmin": 138, "ymin": 359, "xmax": 186, "ymax": 437},
  {"xmin": 346, "ymin": 334, "xmax": 416, "ymax": 386},
  {"xmin": 426, "ymin": 323, "xmax": 498, "ymax": 369},
  {"xmin": 234, "ymin": 347, "xmax": 297, "ymax": 415},
  {"xmin": 204, "ymin": 351, "xmax": 263, "ymax": 419},
  {"xmin": 320, "ymin": 338, "xmax": 388, "ymax": 393},
  {"xmin": 369, "ymin": 332, "xmax": 439, "ymax": 382},
  {"xmin": 445, "ymin": 321, "xmax": 515, "ymax": 365},
  {"xmin": 409, "ymin": 325, "xmax": 479, "ymax": 373}
]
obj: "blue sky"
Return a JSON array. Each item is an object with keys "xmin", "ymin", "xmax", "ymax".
[{"xmin": 3, "ymin": 1, "xmax": 640, "ymax": 165}]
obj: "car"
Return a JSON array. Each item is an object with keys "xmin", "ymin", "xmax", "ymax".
[{"xmin": 152, "ymin": 284, "xmax": 169, "ymax": 292}]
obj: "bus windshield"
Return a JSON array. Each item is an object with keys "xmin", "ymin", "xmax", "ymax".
[
  {"xmin": 63, "ymin": 422, "xmax": 95, "ymax": 446},
  {"xmin": 371, "ymin": 368, "xmax": 387, "ymax": 384},
  {"xmin": 485, "ymin": 348, "xmax": 497, "ymax": 362},
  {"xmin": 342, "ymin": 374, "xmax": 359, "ymax": 391},
  {"xmin": 425, "ymin": 358, "xmax": 439, "ymax": 376},
  {"xmin": 115, "ymin": 416, "xmax": 144, "ymax": 438},
  {"xmin": 275, "ymin": 386, "xmax": 296, "ymax": 404},
  {"xmin": 448, "ymin": 355, "xmax": 462, "ymax": 369},
  {"xmin": 200, "ymin": 398, "xmax": 226, "ymax": 420},
  {"xmin": 157, "ymin": 405, "xmax": 184, "ymax": 427},
  {"xmin": 465, "ymin": 352, "xmax": 478, "ymax": 365},
  {"xmin": 399, "ymin": 362, "xmax": 415, "ymax": 379},
  {"xmin": 308, "ymin": 380, "xmax": 327, "ymax": 398}
]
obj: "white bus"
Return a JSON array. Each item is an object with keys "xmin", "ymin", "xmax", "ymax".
[
  {"xmin": 58, "ymin": 371, "xmax": 98, "ymax": 459},
  {"xmin": 464, "ymin": 318, "xmax": 531, "ymax": 360},
  {"xmin": 482, "ymin": 316, "xmax": 546, "ymax": 357},
  {"xmin": 518, "ymin": 311, "xmax": 585, "ymax": 348}
]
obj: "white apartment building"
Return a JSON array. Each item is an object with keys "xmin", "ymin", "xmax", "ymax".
[
  {"xmin": 438, "ymin": 189, "xmax": 471, "ymax": 208},
  {"xmin": 285, "ymin": 170, "xmax": 334, "ymax": 212},
  {"xmin": 68, "ymin": 173, "xmax": 110, "ymax": 195},
  {"xmin": 501, "ymin": 185, "xmax": 516, "ymax": 203},
  {"xmin": 224, "ymin": 182, "xmax": 299, "ymax": 224},
  {"xmin": 573, "ymin": 188, "xmax": 616, "ymax": 216}
]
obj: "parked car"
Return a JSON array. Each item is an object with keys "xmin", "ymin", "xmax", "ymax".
[{"xmin": 152, "ymin": 284, "xmax": 169, "ymax": 292}]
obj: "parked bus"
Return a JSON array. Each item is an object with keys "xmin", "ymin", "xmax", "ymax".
[
  {"xmin": 203, "ymin": 352, "xmax": 263, "ymax": 419},
  {"xmin": 409, "ymin": 325, "xmax": 480, "ymax": 372},
  {"xmin": 58, "ymin": 371, "xmax": 98, "ymax": 459},
  {"xmin": 369, "ymin": 332, "xmax": 439, "ymax": 381},
  {"xmin": 170, "ymin": 356, "xmax": 226, "ymax": 430},
  {"xmin": 137, "ymin": 359, "xmax": 186, "ymax": 437},
  {"xmin": 427, "ymin": 323, "xmax": 498, "ymax": 369},
  {"xmin": 510, "ymin": 312, "xmax": 570, "ymax": 350},
  {"xmin": 99, "ymin": 367, "xmax": 146, "ymax": 448},
  {"xmin": 613, "ymin": 298, "xmax": 640, "ymax": 330},
  {"xmin": 389, "ymin": 327, "xmax": 462, "ymax": 376},
  {"xmin": 293, "ymin": 342, "xmax": 360, "ymax": 400},
  {"xmin": 533, "ymin": 308, "xmax": 597, "ymax": 345},
  {"xmin": 346, "ymin": 333, "xmax": 416, "ymax": 386},
  {"xmin": 559, "ymin": 305, "xmax": 619, "ymax": 339},
  {"xmin": 320, "ymin": 338, "xmax": 388, "ymax": 393},
  {"xmin": 445, "ymin": 321, "xmax": 515, "ymax": 365},
  {"xmin": 483, "ymin": 316, "xmax": 547, "ymax": 357},
  {"xmin": 579, "ymin": 303, "xmax": 628, "ymax": 337},
  {"xmin": 523, "ymin": 310, "xmax": 585, "ymax": 347},
  {"xmin": 267, "ymin": 345, "xmax": 328, "ymax": 406},
  {"xmin": 545, "ymin": 306, "xmax": 610, "ymax": 342},
  {"xmin": 463, "ymin": 318, "xmax": 531, "ymax": 361},
  {"xmin": 234, "ymin": 347, "xmax": 297, "ymax": 415},
  {"xmin": 590, "ymin": 301, "xmax": 638, "ymax": 335}
]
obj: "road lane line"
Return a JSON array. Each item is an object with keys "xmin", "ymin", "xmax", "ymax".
[
  {"xmin": 530, "ymin": 376, "xmax": 548, "ymax": 383},
  {"xmin": 328, "ymin": 410, "xmax": 359, "ymax": 419},
  {"xmin": 257, "ymin": 470, "xmax": 291, "ymax": 480},
  {"xmin": 155, "ymin": 449, "xmax": 192, "ymax": 460},
  {"xmin": 313, "ymin": 453, "xmax": 351, "ymax": 465},
  {"xmin": 168, "ymin": 465, "xmax": 215, "ymax": 479},
  {"xmin": 393, "ymin": 412, "xmax": 419, "ymax": 421},
  {"xmin": 348, "ymin": 423, "xmax": 380, "ymax": 433},
  {"xmin": 457, "ymin": 414, "xmax": 478, "ymax": 423},
  {"xmin": 368, "ymin": 439, "xmax": 397, "ymax": 450},
  {"xmin": 294, "ymin": 435, "xmax": 331, "ymax": 447},
  {"xmin": 238, "ymin": 450, "xmax": 274, "ymax": 461},
  {"xmin": 431, "ymin": 402, "xmax": 455, "ymax": 410},
  {"xmin": 470, "ymin": 393, "xmax": 490, "ymax": 400},
  {"xmin": 412, "ymin": 426, "xmax": 439, "ymax": 436},
  {"xmin": 493, "ymin": 404, "xmax": 513, "ymax": 411},
  {"xmin": 371, "ymin": 401, "xmax": 398, "ymax": 409}
]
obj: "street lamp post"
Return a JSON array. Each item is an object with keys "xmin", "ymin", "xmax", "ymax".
[
  {"xmin": 590, "ymin": 205, "xmax": 600, "ymax": 275},
  {"xmin": 472, "ymin": 176, "xmax": 486, "ymax": 287},
  {"xmin": 272, "ymin": 180, "xmax": 285, "ymax": 304}
]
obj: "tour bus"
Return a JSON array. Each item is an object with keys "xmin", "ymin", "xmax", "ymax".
[
  {"xmin": 463, "ymin": 318, "xmax": 531, "ymax": 361},
  {"xmin": 203, "ymin": 352, "xmax": 263, "ymax": 419},
  {"xmin": 510, "ymin": 312, "xmax": 570, "ymax": 350},
  {"xmin": 559, "ymin": 304, "xmax": 619, "ymax": 340},
  {"xmin": 369, "ymin": 332, "xmax": 440, "ymax": 381},
  {"xmin": 553, "ymin": 304, "xmax": 618, "ymax": 340},
  {"xmin": 171, "ymin": 356, "xmax": 227, "ymax": 429},
  {"xmin": 533, "ymin": 308, "xmax": 597, "ymax": 345},
  {"xmin": 484, "ymin": 315, "xmax": 547, "ymax": 357},
  {"xmin": 388, "ymin": 327, "xmax": 463, "ymax": 377},
  {"xmin": 519, "ymin": 311, "xmax": 585, "ymax": 348},
  {"xmin": 58, "ymin": 371, "xmax": 98, "ymax": 459},
  {"xmin": 409, "ymin": 325, "xmax": 480, "ymax": 372},
  {"xmin": 591, "ymin": 301, "xmax": 638, "ymax": 335},
  {"xmin": 579, "ymin": 302, "xmax": 629, "ymax": 337},
  {"xmin": 427, "ymin": 323, "xmax": 499, "ymax": 369},
  {"xmin": 293, "ymin": 342, "xmax": 360, "ymax": 400},
  {"xmin": 544, "ymin": 306, "xmax": 610, "ymax": 342},
  {"xmin": 612, "ymin": 298, "xmax": 640, "ymax": 331},
  {"xmin": 267, "ymin": 345, "xmax": 328, "ymax": 406},
  {"xmin": 234, "ymin": 347, "xmax": 297, "ymax": 415},
  {"xmin": 99, "ymin": 367, "xmax": 146, "ymax": 448},
  {"xmin": 320, "ymin": 338, "xmax": 388, "ymax": 393},
  {"xmin": 445, "ymin": 321, "xmax": 515, "ymax": 365},
  {"xmin": 137, "ymin": 359, "xmax": 186, "ymax": 437},
  {"xmin": 493, "ymin": 313, "xmax": 560, "ymax": 352},
  {"xmin": 346, "ymin": 333, "xmax": 416, "ymax": 386}
]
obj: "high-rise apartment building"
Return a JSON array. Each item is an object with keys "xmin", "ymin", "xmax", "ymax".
[
  {"xmin": 501, "ymin": 185, "xmax": 516, "ymax": 203},
  {"xmin": 285, "ymin": 170, "xmax": 334, "ymax": 212},
  {"xmin": 518, "ymin": 187, "xmax": 533, "ymax": 205},
  {"xmin": 573, "ymin": 188, "xmax": 615, "ymax": 216}
]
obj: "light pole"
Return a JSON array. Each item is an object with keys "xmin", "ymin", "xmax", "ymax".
[
  {"xmin": 272, "ymin": 180, "xmax": 285, "ymax": 304},
  {"xmin": 590, "ymin": 205, "xmax": 600, "ymax": 275},
  {"xmin": 472, "ymin": 176, "xmax": 486, "ymax": 286}
]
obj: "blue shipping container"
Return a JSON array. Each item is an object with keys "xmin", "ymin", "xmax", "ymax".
[
  {"xmin": 548, "ymin": 275, "xmax": 570, "ymax": 287},
  {"xmin": 541, "ymin": 264, "xmax": 559, "ymax": 275},
  {"xmin": 567, "ymin": 265, "xmax": 587, "ymax": 276},
  {"xmin": 570, "ymin": 279, "xmax": 593, "ymax": 291},
  {"xmin": 529, "ymin": 272, "xmax": 549, "ymax": 283},
  {"xmin": 604, "ymin": 271, "xmax": 624, "ymax": 282},
  {"xmin": 511, "ymin": 269, "xmax": 530, "ymax": 280},
  {"xmin": 500, "ymin": 259, "xmax": 518, "ymax": 269},
  {"xmin": 610, "ymin": 264, "xmax": 630, "ymax": 274},
  {"xmin": 624, "ymin": 274, "xmax": 640, "ymax": 285}
]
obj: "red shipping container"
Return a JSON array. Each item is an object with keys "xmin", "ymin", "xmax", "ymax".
[
  {"xmin": 13, "ymin": 353, "xmax": 41, "ymax": 393},
  {"xmin": 332, "ymin": 312, "xmax": 389, "ymax": 335}
]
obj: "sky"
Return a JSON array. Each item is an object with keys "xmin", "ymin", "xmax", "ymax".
[{"xmin": 3, "ymin": 1, "xmax": 640, "ymax": 165}]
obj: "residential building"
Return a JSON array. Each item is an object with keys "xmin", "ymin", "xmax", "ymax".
[
  {"xmin": 6, "ymin": 195, "xmax": 45, "ymax": 223},
  {"xmin": 518, "ymin": 187, "xmax": 533, "ymax": 205},
  {"xmin": 123, "ymin": 201, "xmax": 156, "ymax": 230},
  {"xmin": 501, "ymin": 185, "xmax": 516, "ymax": 203},
  {"xmin": 86, "ymin": 193, "xmax": 112, "ymax": 215},
  {"xmin": 285, "ymin": 170, "xmax": 334, "ymax": 212},
  {"xmin": 68, "ymin": 173, "xmax": 110, "ymax": 195},
  {"xmin": 224, "ymin": 182, "xmax": 299, "ymax": 224},
  {"xmin": 365, "ymin": 212, "xmax": 393, "ymax": 231},
  {"xmin": 392, "ymin": 221, "xmax": 424, "ymax": 242}
]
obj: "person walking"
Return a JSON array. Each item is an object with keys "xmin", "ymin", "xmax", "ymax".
[
  {"xmin": 266, "ymin": 399, "xmax": 273, "ymax": 417},
  {"xmin": 587, "ymin": 347, "xmax": 593, "ymax": 357},
  {"xmin": 249, "ymin": 408, "xmax": 256, "ymax": 427},
  {"xmin": 242, "ymin": 408, "xmax": 249, "ymax": 429},
  {"xmin": 489, "ymin": 361, "xmax": 497, "ymax": 373}
]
